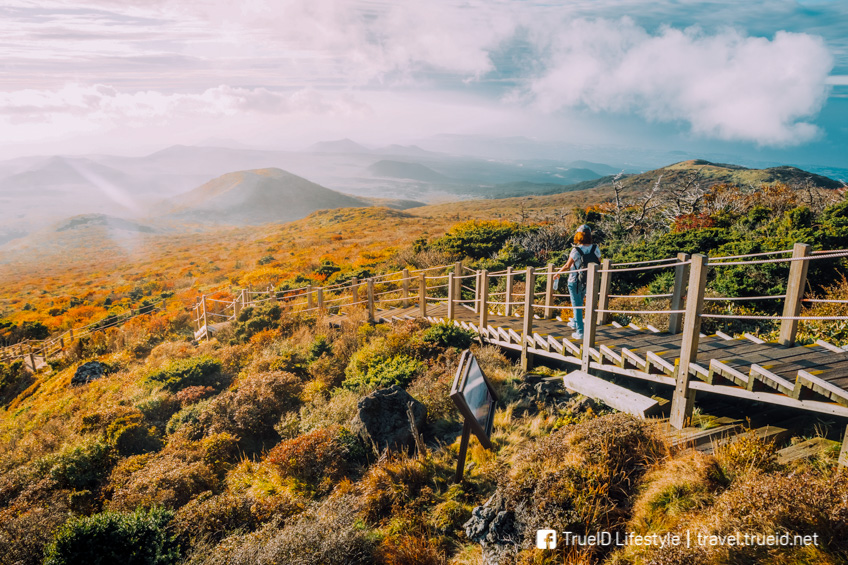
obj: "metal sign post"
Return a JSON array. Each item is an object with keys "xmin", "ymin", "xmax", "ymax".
[{"xmin": 450, "ymin": 350, "xmax": 499, "ymax": 483}]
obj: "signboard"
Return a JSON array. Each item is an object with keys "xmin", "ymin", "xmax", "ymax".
[{"xmin": 450, "ymin": 349, "xmax": 499, "ymax": 481}]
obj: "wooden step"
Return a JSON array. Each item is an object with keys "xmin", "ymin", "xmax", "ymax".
[{"xmin": 776, "ymin": 437, "xmax": 839, "ymax": 464}]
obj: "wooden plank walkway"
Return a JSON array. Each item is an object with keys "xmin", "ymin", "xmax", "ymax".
[{"xmin": 373, "ymin": 302, "xmax": 848, "ymax": 419}]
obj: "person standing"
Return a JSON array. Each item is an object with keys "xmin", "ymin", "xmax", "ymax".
[{"xmin": 554, "ymin": 225, "xmax": 601, "ymax": 339}]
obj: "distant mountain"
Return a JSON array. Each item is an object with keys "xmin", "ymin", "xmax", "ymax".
[
  {"xmin": 368, "ymin": 160, "xmax": 453, "ymax": 183},
  {"xmin": 0, "ymin": 156, "xmax": 135, "ymax": 193},
  {"xmin": 620, "ymin": 160, "xmax": 846, "ymax": 191},
  {"xmin": 375, "ymin": 145, "xmax": 444, "ymax": 158},
  {"xmin": 160, "ymin": 168, "xmax": 370, "ymax": 225},
  {"xmin": 55, "ymin": 214, "xmax": 155, "ymax": 233},
  {"xmin": 565, "ymin": 160, "xmax": 620, "ymax": 176},
  {"xmin": 307, "ymin": 139, "xmax": 372, "ymax": 154}
]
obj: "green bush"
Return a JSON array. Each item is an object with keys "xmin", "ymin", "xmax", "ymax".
[
  {"xmin": 43, "ymin": 507, "xmax": 179, "ymax": 565},
  {"xmin": 343, "ymin": 354, "xmax": 423, "ymax": 390},
  {"xmin": 146, "ymin": 356, "xmax": 224, "ymax": 392},
  {"xmin": 165, "ymin": 398, "xmax": 212, "ymax": 436},
  {"xmin": 431, "ymin": 220, "xmax": 519, "ymax": 259},
  {"xmin": 422, "ymin": 322, "xmax": 474, "ymax": 350},
  {"xmin": 105, "ymin": 413, "xmax": 162, "ymax": 456},
  {"xmin": 233, "ymin": 304, "xmax": 283, "ymax": 342},
  {"xmin": 47, "ymin": 439, "xmax": 113, "ymax": 490}
]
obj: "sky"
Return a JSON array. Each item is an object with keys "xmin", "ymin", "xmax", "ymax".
[{"xmin": 1, "ymin": 0, "xmax": 846, "ymax": 168}]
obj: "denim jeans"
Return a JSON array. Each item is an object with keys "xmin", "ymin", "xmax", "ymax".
[{"xmin": 567, "ymin": 280, "xmax": 584, "ymax": 334}]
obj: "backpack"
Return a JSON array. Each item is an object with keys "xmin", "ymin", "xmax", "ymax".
[{"xmin": 574, "ymin": 244, "xmax": 600, "ymax": 293}]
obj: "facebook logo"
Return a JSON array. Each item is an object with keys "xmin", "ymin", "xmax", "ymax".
[{"xmin": 536, "ymin": 530, "xmax": 557, "ymax": 549}]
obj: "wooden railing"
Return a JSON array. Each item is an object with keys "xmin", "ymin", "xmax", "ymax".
[{"xmin": 6, "ymin": 243, "xmax": 848, "ymax": 408}]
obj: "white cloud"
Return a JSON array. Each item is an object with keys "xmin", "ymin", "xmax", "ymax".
[
  {"xmin": 0, "ymin": 84, "xmax": 371, "ymax": 125},
  {"xmin": 523, "ymin": 19, "xmax": 833, "ymax": 145}
]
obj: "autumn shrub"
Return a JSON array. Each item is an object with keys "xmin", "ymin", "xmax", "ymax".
[
  {"xmin": 173, "ymin": 491, "xmax": 256, "ymax": 544},
  {"xmin": 296, "ymin": 388, "xmax": 360, "ymax": 433},
  {"xmin": 714, "ymin": 431, "xmax": 781, "ymax": 481},
  {"xmin": 146, "ymin": 356, "xmax": 226, "ymax": 392},
  {"xmin": 0, "ymin": 502, "xmax": 70, "ymax": 565},
  {"xmin": 628, "ymin": 450, "xmax": 726, "ymax": 533},
  {"xmin": 265, "ymin": 427, "xmax": 351, "ymax": 493},
  {"xmin": 43, "ymin": 506, "xmax": 179, "ymax": 565},
  {"xmin": 359, "ymin": 454, "xmax": 438, "ymax": 523},
  {"xmin": 197, "ymin": 371, "xmax": 302, "ymax": 453},
  {"xmin": 306, "ymin": 354, "xmax": 346, "ymax": 391},
  {"xmin": 175, "ymin": 386, "xmax": 216, "ymax": 407},
  {"xmin": 489, "ymin": 414, "xmax": 667, "ymax": 563},
  {"xmin": 0, "ymin": 360, "xmax": 26, "ymax": 406},
  {"xmin": 186, "ymin": 495, "xmax": 376, "ymax": 565},
  {"xmin": 343, "ymin": 353, "xmax": 423, "ymax": 391},
  {"xmin": 407, "ymin": 351, "xmax": 462, "ymax": 425},
  {"xmin": 378, "ymin": 533, "xmax": 447, "ymax": 565},
  {"xmin": 421, "ymin": 322, "xmax": 474, "ymax": 350},
  {"xmin": 107, "ymin": 438, "xmax": 221, "ymax": 511}
]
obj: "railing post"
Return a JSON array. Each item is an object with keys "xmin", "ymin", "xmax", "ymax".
[
  {"xmin": 544, "ymin": 263, "xmax": 555, "ymax": 319},
  {"xmin": 201, "ymin": 295, "xmax": 209, "ymax": 341},
  {"xmin": 367, "ymin": 279, "xmax": 375, "ymax": 322},
  {"xmin": 402, "ymin": 269, "xmax": 410, "ymax": 307},
  {"xmin": 779, "ymin": 242, "xmax": 812, "ymax": 346},
  {"xmin": 581, "ymin": 263, "xmax": 600, "ymax": 373},
  {"xmin": 447, "ymin": 273, "xmax": 456, "ymax": 320},
  {"xmin": 479, "ymin": 269, "xmax": 489, "ymax": 333},
  {"xmin": 69, "ymin": 329, "xmax": 74, "ymax": 343},
  {"xmin": 670, "ymin": 253, "xmax": 708, "ymax": 430},
  {"xmin": 505, "ymin": 266, "xmax": 514, "ymax": 316},
  {"xmin": 839, "ymin": 424, "xmax": 848, "ymax": 468},
  {"xmin": 473, "ymin": 271, "xmax": 481, "ymax": 314},
  {"xmin": 351, "ymin": 277, "xmax": 359, "ymax": 309},
  {"xmin": 419, "ymin": 273, "xmax": 427, "ymax": 318},
  {"xmin": 521, "ymin": 267, "xmax": 536, "ymax": 371},
  {"xmin": 668, "ymin": 253, "xmax": 690, "ymax": 334},
  {"xmin": 596, "ymin": 258, "xmax": 612, "ymax": 325},
  {"xmin": 307, "ymin": 284, "xmax": 314, "ymax": 311},
  {"xmin": 316, "ymin": 287, "xmax": 324, "ymax": 312},
  {"xmin": 453, "ymin": 261, "xmax": 462, "ymax": 308}
]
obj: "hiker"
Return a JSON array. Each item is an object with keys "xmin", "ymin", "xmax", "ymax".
[{"xmin": 553, "ymin": 224, "xmax": 601, "ymax": 339}]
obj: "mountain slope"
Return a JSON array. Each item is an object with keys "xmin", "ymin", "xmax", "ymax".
[
  {"xmin": 160, "ymin": 168, "xmax": 370, "ymax": 225},
  {"xmin": 368, "ymin": 160, "xmax": 454, "ymax": 183}
]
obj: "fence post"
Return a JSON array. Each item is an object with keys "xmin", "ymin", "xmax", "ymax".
[
  {"xmin": 544, "ymin": 263, "xmax": 555, "ymax": 319},
  {"xmin": 402, "ymin": 269, "xmax": 410, "ymax": 307},
  {"xmin": 316, "ymin": 287, "xmax": 324, "ymax": 312},
  {"xmin": 307, "ymin": 284, "xmax": 314, "ymax": 311},
  {"xmin": 201, "ymin": 295, "xmax": 209, "ymax": 341},
  {"xmin": 367, "ymin": 279, "xmax": 375, "ymax": 322},
  {"xmin": 479, "ymin": 270, "xmax": 489, "ymax": 333},
  {"xmin": 581, "ymin": 263, "xmax": 600, "ymax": 373},
  {"xmin": 670, "ymin": 253, "xmax": 708, "ymax": 430},
  {"xmin": 779, "ymin": 242, "xmax": 812, "ymax": 347},
  {"xmin": 69, "ymin": 329, "xmax": 74, "ymax": 343},
  {"xmin": 505, "ymin": 266, "xmax": 514, "ymax": 316},
  {"xmin": 473, "ymin": 271, "xmax": 481, "ymax": 314},
  {"xmin": 668, "ymin": 253, "xmax": 691, "ymax": 334},
  {"xmin": 839, "ymin": 425, "xmax": 848, "ymax": 468},
  {"xmin": 596, "ymin": 259, "xmax": 612, "ymax": 325},
  {"xmin": 521, "ymin": 267, "xmax": 536, "ymax": 371},
  {"xmin": 351, "ymin": 277, "xmax": 359, "ymax": 309},
  {"xmin": 453, "ymin": 261, "xmax": 462, "ymax": 308},
  {"xmin": 419, "ymin": 272, "xmax": 427, "ymax": 318},
  {"xmin": 447, "ymin": 273, "xmax": 456, "ymax": 320}
]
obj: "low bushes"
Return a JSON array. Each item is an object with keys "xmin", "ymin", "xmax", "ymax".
[
  {"xmin": 146, "ymin": 356, "xmax": 225, "ymax": 392},
  {"xmin": 421, "ymin": 322, "xmax": 474, "ymax": 350},
  {"xmin": 343, "ymin": 353, "xmax": 423, "ymax": 391},
  {"xmin": 43, "ymin": 507, "xmax": 179, "ymax": 565},
  {"xmin": 265, "ymin": 427, "xmax": 354, "ymax": 493}
]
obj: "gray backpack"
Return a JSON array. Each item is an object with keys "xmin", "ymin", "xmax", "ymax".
[{"xmin": 574, "ymin": 244, "xmax": 599, "ymax": 292}]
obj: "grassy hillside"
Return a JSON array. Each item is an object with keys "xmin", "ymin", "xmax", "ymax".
[{"xmin": 2, "ymin": 165, "xmax": 848, "ymax": 563}]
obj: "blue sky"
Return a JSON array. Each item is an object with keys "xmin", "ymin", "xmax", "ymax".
[{"xmin": 0, "ymin": 0, "xmax": 845, "ymax": 168}]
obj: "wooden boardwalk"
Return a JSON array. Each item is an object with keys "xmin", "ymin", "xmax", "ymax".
[{"xmin": 372, "ymin": 302, "xmax": 848, "ymax": 419}]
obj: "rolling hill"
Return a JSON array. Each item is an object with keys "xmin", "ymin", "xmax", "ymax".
[{"xmin": 159, "ymin": 168, "xmax": 372, "ymax": 225}]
